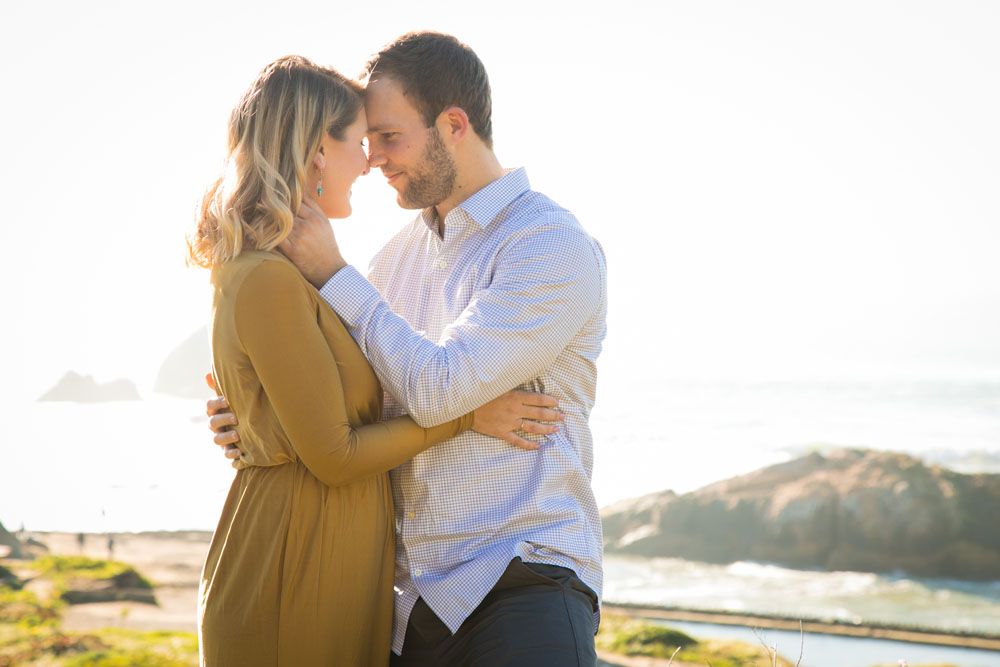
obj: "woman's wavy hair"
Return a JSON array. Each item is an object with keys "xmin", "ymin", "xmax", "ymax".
[{"xmin": 188, "ymin": 56, "xmax": 363, "ymax": 268}]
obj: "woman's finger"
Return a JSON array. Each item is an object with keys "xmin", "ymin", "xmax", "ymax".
[
  {"xmin": 524, "ymin": 406, "xmax": 563, "ymax": 422},
  {"xmin": 510, "ymin": 390, "xmax": 559, "ymax": 408},
  {"xmin": 520, "ymin": 420, "xmax": 559, "ymax": 436},
  {"xmin": 223, "ymin": 444, "xmax": 243, "ymax": 460},
  {"xmin": 504, "ymin": 433, "xmax": 541, "ymax": 451}
]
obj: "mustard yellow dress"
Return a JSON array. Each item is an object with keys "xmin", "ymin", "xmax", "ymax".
[{"xmin": 198, "ymin": 251, "xmax": 471, "ymax": 666}]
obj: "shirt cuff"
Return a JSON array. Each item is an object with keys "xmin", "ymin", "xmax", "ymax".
[{"xmin": 317, "ymin": 265, "xmax": 381, "ymax": 323}]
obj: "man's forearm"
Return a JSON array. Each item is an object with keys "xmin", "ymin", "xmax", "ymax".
[
  {"xmin": 321, "ymin": 266, "xmax": 521, "ymax": 425},
  {"xmin": 318, "ymin": 231, "xmax": 604, "ymax": 426}
]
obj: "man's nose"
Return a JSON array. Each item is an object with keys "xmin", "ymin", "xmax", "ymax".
[{"xmin": 367, "ymin": 145, "xmax": 387, "ymax": 169}]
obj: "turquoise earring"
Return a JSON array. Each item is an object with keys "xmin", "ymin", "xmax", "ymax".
[{"xmin": 316, "ymin": 169, "xmax": 323, "ymax": 196}]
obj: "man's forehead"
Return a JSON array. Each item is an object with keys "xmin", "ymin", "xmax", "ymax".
[
  {"xmin": 364, "ymin": 77, "xmax": 420, "ymax": 130},
  {"xmin": 363, "ymin": 74, "xmax": 402, "ymax": 99}
]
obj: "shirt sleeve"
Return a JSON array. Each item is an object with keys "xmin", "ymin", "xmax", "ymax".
[
  {"xmin": 319, "ymin": 222, "xmax": 606, "ymax": 427},
  {"xmin": 233, "ymin": 259, "xmax": 472, "ymax": 486}
]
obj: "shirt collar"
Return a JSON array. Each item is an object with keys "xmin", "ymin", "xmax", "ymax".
[
  {"xmin": 459, "ymin": 167, "xmax": 530, "ymax": 228},
  {"xmin": 418, "ymin": 167, "xmax": 530, "ymax": 232}
]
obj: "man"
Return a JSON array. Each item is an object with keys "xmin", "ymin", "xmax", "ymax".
[{"xmin": 210, "ymin": 31, "xmax": 607, "ymax": 665}]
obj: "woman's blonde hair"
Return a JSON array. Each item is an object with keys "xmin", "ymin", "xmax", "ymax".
[{"xmin": 188, "ymin": 56, "xmax": 363, "ymax": 268}]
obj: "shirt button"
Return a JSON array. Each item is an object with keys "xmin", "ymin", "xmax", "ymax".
[
  {"xmin": 414, "ymin": 568, "xmax": 423, "ymax": 577},
  {"xmin": 407, "ymin": 511, "xmax": 416, "ymax": 520},
  {"xmin": 437, "ymin": 259, "xmax": 448, "ymax": 269}
]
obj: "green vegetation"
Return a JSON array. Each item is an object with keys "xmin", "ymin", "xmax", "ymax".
[
  {"xmin": 597, "ymin": 613, "xmax": 696, "ymax": 657},
  {"xmin": 60, "ymin": 629, "xmax": 197, "ymax": 667},
  {"xmin": 0, "ymin": 557, "xmax": 192, "ymax": 666},
  {"xmin": 24, "ymin": 555, "xmax": 155, "ymax": 604},
  {"xmin": 0, "ymin": 625, "xmax": 196, "ymax": 667},
  {"xmin": 0, "ymin": 579, "xmax": 195, "ymax": 666},
  {"xmin": 0, "ymin": 586, "xmax": 63, "ymax": 628},
  {"xmin": 28, "ymin": 556, "xmax": 153, "ymax": 589},
  {"xmin": 596, "ymin": 613, "xmax": 795, "ymax": 667},
  {"xmin": 0, "ymin": 627, "xmax": 109, "ymax": 667}
]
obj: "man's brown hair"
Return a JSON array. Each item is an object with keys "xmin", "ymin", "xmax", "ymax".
[{"xmin": 363, "ymin": 31, "xmax": 493, "ymax": 148}]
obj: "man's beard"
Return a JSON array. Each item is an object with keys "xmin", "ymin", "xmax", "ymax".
[{"xmin": 398, "ymin": 127, "xmax": 457, "ymax": 209}]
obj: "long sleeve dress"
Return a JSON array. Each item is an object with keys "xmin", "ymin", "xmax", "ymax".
[{"xmin": 198, "ymin": 250, "xmax": 472, "ymax": 666}]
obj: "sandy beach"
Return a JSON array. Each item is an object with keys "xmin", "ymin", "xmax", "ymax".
[{"xmin": 30, "ymin": 530, "xmax": 211, "ymax": 633}]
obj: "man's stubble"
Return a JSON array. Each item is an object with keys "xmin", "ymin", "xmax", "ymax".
[{"xmin": 398, "ymin": 126, "xmax": 457, "ymax": 210}]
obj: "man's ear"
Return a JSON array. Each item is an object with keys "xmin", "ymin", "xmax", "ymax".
[
  {"xmin": 313, "ymin": 147, "xmax": 327, "ymax": 170},
  {"xmin": 437, "ymin": 106, "xmax": 469, "ymax": 145}
]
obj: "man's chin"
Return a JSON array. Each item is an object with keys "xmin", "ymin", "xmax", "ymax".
[{"xmin": 395, "ymin": 193, "xmax": 425, "ymax": 210}]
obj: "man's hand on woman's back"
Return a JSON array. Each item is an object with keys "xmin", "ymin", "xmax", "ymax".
[{"xmin": 206, "ymin": 372, "xmax": 243, "ymax": 460}]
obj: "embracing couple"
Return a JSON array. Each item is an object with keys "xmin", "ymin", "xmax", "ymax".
[{"xmin": 191, "ymin": 31, "xmax": 607, "ymax": 666}]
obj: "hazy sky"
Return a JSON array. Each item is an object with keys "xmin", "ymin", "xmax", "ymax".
[{"xmin": 2, "ymin": 0, "xmax": 999, "ymax": 406}]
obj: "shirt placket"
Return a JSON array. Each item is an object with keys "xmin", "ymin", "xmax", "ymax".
[
  {"xmin": 397, "ymin": 224, "xmax": 443, "ymax": 620},
  {"xmin": 376, "ymin": 171, "xmax": 608, "ymax": 652},
  {"xmin": 426, "ymin": 225, "xmax": 454, "ymax": 342}
]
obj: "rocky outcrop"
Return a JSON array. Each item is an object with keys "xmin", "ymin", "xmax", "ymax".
[
  {"xmin": 153, "ymin": 326, "xmax": 211, "ymax": 398},
  {"xmin": 38, "ymin": 372, "xmax": 140, "ymax": 402},
  {"xmin": 601, "ymin": 449, "xmax": 1000, "ymax": 580},
  {"xmin": 59, "ymin": 569, "xmax": 156, "ymax": 604},
  {"xmin": 0, "ymin": 521, "xmax": 22, "ymax": 558}
]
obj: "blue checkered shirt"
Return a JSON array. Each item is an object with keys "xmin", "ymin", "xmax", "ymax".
[{"xmin": 319, "ymin": 168, "xmax": 606, "ymax": 653}]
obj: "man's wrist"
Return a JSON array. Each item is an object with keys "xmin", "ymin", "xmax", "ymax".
[
  {"xmin": 310, "ymin": 256, "xmax": 348, "ymax": 288},
  {"xmin": 318, "ymin": 264, "xmax": 374, "ymax": 324},
  {"xmin": 330, "ymin": 256, "xmax": 348, "ymax": 276}
]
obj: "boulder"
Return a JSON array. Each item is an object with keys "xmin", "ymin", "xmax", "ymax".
[{"xmin": 601, "ymin": 449, "xmax": 1000, "ymax": 580}]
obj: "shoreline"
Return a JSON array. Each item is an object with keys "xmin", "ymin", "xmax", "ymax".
[
  {"xmin": 16, "ymin": 531, "xmax": 1000, "ymax": 652},
  {"xmin": 604, "ymin": 603, "xmax": 1000, "ymax": 652}
]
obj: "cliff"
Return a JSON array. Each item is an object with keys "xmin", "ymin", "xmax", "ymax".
[
  {"xmin": 153, "ymin": 326, "xmax": 210, "ymax": 398},
  {"xmin": 0, "ymin": 521, "xmax": 21, "ymax": 558},
  {"xmin": 37, "ymin": 372, "xmax": 140, "ymax": 403},
  {"xmin": 601, "ymin": 449, "xmax": 1000, "ymax": 580}
]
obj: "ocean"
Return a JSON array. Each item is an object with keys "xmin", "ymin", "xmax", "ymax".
[{"xmin": 4, "ymin": 377, "xmax": 1000, "ymax": 641}]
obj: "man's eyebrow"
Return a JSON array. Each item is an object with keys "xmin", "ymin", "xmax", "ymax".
[{"xmin": 366, "ymin": 126, "xmax": 395, "ymax": 134}]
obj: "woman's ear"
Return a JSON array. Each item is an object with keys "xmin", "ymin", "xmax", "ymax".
[{"xmin": 313, "ymin": 147, "xmax": 327, "ymax": 170}]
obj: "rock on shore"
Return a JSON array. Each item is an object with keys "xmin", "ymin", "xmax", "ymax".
[{"xmin": 601, "ymin": 449, "xmax": 1000, "ymax": 580}]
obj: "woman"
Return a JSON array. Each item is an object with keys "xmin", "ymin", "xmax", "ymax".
[{"xmin": 189, "ymin": 56, "xmax": 556, "ymax": 665}]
